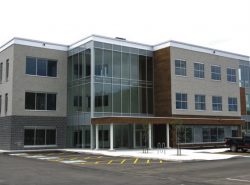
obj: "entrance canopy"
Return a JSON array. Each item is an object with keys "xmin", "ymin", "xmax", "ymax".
[{"xmin": 91, "ymin": 116, "xmax": 244, "ymax": 125}]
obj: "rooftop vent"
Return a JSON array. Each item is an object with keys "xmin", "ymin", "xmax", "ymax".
[{"xmin": 115, "ymin": 37, "xmax": 126, "ymax": 41}]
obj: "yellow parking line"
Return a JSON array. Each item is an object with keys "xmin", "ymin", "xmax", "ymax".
[
  {"xmin": 84, "ymin": 157, "xmax": 90, "ymax": 159},
  {"xmin": 95, "ymin": 161, "xmax": 99, "ymax": 164},
  {"xmin": 70, "ymin": 158, "xmax": 78, "ymax": 160},
  {"xmin": 120, "ymin": 159, "xmax": 126, "ymax": 164},
  {"xmin": 97, "ymin": 156, "xmax": 103, "ymax": 159},
  {"xmin": 146, "ymin": 160, "xmax": 150, "ymax": 164},
  {"xmin": 107, "ymin": 160, "xmax": 113, "ymax": 164},
  {"xmin": 160, "ymin": 160, "xmax": 163, "ymax": 164},
  {"xmin": 133, "ymin": 158, "xmax": 139, "ymax": 164}
]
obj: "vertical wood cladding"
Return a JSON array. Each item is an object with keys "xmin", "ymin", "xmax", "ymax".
[
  {"xmin": 154, "ymin": 47, "xmax": 172, "ymax": 116},
  {"xmin": 240, "ymin": 87, "xmax": 246, "ymax": 115}
]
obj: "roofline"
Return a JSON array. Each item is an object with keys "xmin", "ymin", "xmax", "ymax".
[
  {"xmin": 0, "ymin": 35, "xmax": 249, "ymax": 61},
  {"xmin": 154, "ymin": 40, "xmax": 250, "ymax": 61},
  {"xmin": 0, "ymin": 37, "xmax": 68, "ymax": 53}
]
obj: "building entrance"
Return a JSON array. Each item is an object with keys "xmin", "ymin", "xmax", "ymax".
[
  {"xmin": 153, "ymin": 124, "xmax": 166, "ymax": 147},
  {"xmin": 73, "ymin": 130, "xmax": 82, "ymax": 148}
]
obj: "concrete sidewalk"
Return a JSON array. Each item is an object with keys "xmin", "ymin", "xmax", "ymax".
[{"xmin": 63, "ymin": 148, "xmax": 239, "ymax": 161}]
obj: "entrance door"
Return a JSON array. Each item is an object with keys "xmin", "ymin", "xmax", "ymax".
[
  {"xmin": 136, "ymin": 130, "xmax": 145, "ymax": 148},
  {"xmin": 99, "ymin": 129, "xmax": 110, "ymax": 148},
  {"xmin": 153, "ymin": 124, "xmax": 166, "ymax": 148},
  {"xmin": 73, "ymin": 130, "xmax": 82, "ymax": 148}
]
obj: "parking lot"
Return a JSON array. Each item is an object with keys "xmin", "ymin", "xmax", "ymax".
[{"xmin": 9, "ymin": 151, "xmax": 166, "ymax": 167}]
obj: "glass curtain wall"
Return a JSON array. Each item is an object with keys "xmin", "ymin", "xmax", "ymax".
[
  {"xmin": 93, "ymin": 41, "xmax": 153, "ymax": 117},
  {"xmin": 67, "ymin": 42, "xmax": 92, "ymax": 148}
]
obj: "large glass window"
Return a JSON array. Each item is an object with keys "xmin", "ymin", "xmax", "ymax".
[
  {"xmin": 212, "ymin": 96, "xmax": 222, "ymax": 111},
  {"xmin": 0, "ymin": 62, "xmax": 3, "ymax": 83},
  {"xmin": 26, "ymin": 57, "xmax": 57, "ymax": 77},
  {"xmin": 6, "ymin": 59, "xmax": 9, "ymax": 81},
  {"xmin": 24, "ymin": 128, "xmax": 56, "ymax": 146},
  {"xmin": 194, "ymin": 63, "xmax": 204, "ymax": 78},
  {"xmin": 113, "ymin": 51, "xmax": 121, "ymax": 78},
  {"xmin": 195, "ymin": 95, "xmax": 206, "ymax": 110},
  {"xmin": 202, "ymin": 127, "xmax": 225, "ymax": 142},
  {"xmin": 25, "ymin": 92, "xmax": 57, "ymax": 111},
  {"xmin": 5, "ymin": 93, "xmax": 8, "ymax": 114},
  {"xmin": 211, "ymin": 65, "xmax": 221, "ymax": 80},
  {"xmin": 122, "ymin": 53, "xmax": 130, "ymax": 79},
  {"xmin": 176, "ymin": 93, "xmax": 188, "ymax": 109},
  {"xmin": 175, "ymin": 60, "xmax": 186, "ymax": 76},
  {"xmin": 227, "ymin": 68, "xmax": 236, "ymax": 82},
  {"xmin": 228, "ymin": 97, "xmax": 237, "ymax": 111}
]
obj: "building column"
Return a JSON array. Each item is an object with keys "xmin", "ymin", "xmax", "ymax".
[
  {"xmin": 148, "ymin": 124, "xmax": 152, "ymax": 149},
  {"xmin": 166, "ymin": 123, "xmax": 170, "ymax": 148},
  {"xmin": 95, "ymin": 124, "xmax": 99, "ymax": 149},
  {"xmin": 133, "ymin": 124, "xmax": 136, "ymax": 148},
  {"xmin": 90, "ymin": 124, "xmax": 94, "ymax": 149},
  {"xmin": 110, "ymin": 123, "xmax": 114, "ymax": 150}
]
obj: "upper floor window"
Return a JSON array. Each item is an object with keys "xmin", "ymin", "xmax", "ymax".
[
  {"xmin": 194, "ymin": 63, "xmax": 204, "ymax": 78},
  {"xmin": 0, "ymin": 95, "xmax": 2, "ymax": 115},
  {"xmin": 26, "ymin": 57, "xmax": 57, "ymax": 77},
  {"xmin": 176, "ymin": 93, "xmax": 187, "ymax": 109},
  {"xmin": 211, "ymin": 65, "xmax": 221, "ymax": 80},
  {"xmin": 5, "ymin": 93, "xmax": 8, "ymax": 114},
  {"xmin": 195, "ymin": 95, "xmax": 206, "ymax": 110},
  {"xmin": 227, "ymin": 68, "xmax": 236, "ymax": 82},
  {"xmin": 212, "ymin": 96, "xmax": 222, "ymax": 111},
  {"xmin": 6, "ymin": 59, "xmax": 9, "ymax": 81},
  {"xmin": 0, "ymin": 63, "xmax": 3, "ymax": 83},
  {"xmin": 228, "ymin": 97, "xmax": 237, "ymax": 112},
  {"xmin": 25, "ymin": 92, "xmax": 57, "ymax": 110},
  {"xmin": 175, "ymin": 60, "xmax": 186, "ymax": 76}
]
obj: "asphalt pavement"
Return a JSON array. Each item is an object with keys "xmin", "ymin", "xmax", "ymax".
[{"xmin": 0, "ymin": 152, "xmax": 250, "ymax": 185}]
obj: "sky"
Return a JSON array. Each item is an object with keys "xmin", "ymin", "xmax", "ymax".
[{"xmin": 0, "ymin": 0, "xmax": 250, "ymax": 56}]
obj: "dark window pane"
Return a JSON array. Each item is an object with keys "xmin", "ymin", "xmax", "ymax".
[
  {"xmin": 26, "ymin": 57, "xmax": 36, "ymax": 75},
  {"xmin": 85, "ymin": 49, "xmax": 91, "ymax": 76},
  {"xmin": 46, "ymin": 129, "xmax": 56, "ymax": 145},
  {"xmin": 47, "ymin": 94, "xmax": 56, "ymax": 110},
  {"xmin": 37, "ymin": 59, "xmax": 47, "ymax": 76},
  {"xmin": 47, "ymin": 60, "xmax": 57, "ymax": 77},
  {"xmin": 35, "ymin": 129, "xmax": 45, "ymax": 145},
  {"xmin": 24, "ymin": 129, "xmax": 35, "ymax": 145},
  {"xmin": 36, "ymin": 93, "xmax": 46, "ymax": 110},
  {"xmin": 25, "ymin": 92, "xmax": 36, "ymax": 109}
]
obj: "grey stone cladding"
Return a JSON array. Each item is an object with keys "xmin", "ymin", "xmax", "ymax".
[{"xmin": 0, "ymin": 116, "xmax": 66, "ymax": 150}]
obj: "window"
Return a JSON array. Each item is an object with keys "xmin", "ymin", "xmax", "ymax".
[
  {"xmin": 0, "ymin": 62, "xmax": 3, "ymax": 83},
  {"xmin": 6, "ymin": 59, "xmax": 9, "ymax": 81},
  {"xmin": 194, "ymin": 63, "xmax": 204, "ymax": 78},
  {"xmin": 228, "ymin": 97, "xmax": 237, "ymax": 111},
  {"xmin": 212, "ymin": 96, "xmax": 222, "ymax": 111},
  {"xmin": 24, "ymin": 128, "xmax": 56, "ymax": 146},
  {"xmin": 211, "ymin": 65, "xmax": 221, "ymax": 80},
  {"xmin": 176, "ymin": 93, "xmax": 187, "ymax": 109},
  {"xmin": 0, "ymin": 95, "xmax": 1, "ymax": 115},
  {"xmin": 195, "ymin": 95, "xmax": 206, "ymax": 110},
  {"xmin": 25, "ymin": 92, "xmax": 57, "ymax": 110},
  {"xmin": 227, "ymin": 68, "xmax": 236, "ymax": 82},
  {"xmin": 175, "ymin": 60, "xmax": 186, "ymax": 76},
  {"xmin": 202, "ymin": 127, "xmax": 225, "ymax": 142},
  {"xmin": 5, "ymin": 93, "xmax": 8, "ymax": 114},
  {"xmin": 26, "ymin": 57, "xmax": 57, "ymax": 77}
]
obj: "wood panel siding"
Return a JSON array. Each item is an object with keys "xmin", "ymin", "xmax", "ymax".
[
  {"xmin": 153, "ymin": 47, "xmax": 172, "ymax": 116},
  {"xmin": 91, "ymin": 116, "xmax": 244, "ymax": 126},
  {"xmin": 240, "ymin": 87, "xmax": 246, "ymax": 115}
]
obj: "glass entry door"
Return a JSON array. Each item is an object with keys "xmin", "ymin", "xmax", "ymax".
[
  {"xmin": 73, "ymin": 130, "xmax": 82, "ymax": 148},
  {"xmin": 98, "ymin": 125, "xmax": 110, "ymax": 149},
  {"xmin": 136, "ymin": 130, "xmax": 144, "ymax": 148}
]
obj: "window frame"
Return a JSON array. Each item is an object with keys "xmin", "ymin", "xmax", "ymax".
[
  {"xmin": 25, "ymin": 92, "xmax": 57, "ymax": 111},
  {"xmin": 212, "ymin": 96, "xmax": 222, "ymax": 111},
  {"xmin": 211, "ymin": 65, "xmax": 221, "ymax": 81},
  {"xmin": 176, "ymin": 92, "xmax": 188, "ymax": 110},
  {"xmin": 175, "ymin": 59, "xmax": 187, "ymax": 76},
  {"xmin": 228, "ymin": 97, "xmax": 238, "ymax": 112},
  {"xmin": 194, "ymin": 62, "xmax": 205, "ymax": 79},
  {"xmin": 195, "ymin": 94, "xmax": 206, "ymax": 111},
  {"xmin": 26, "ymin": 57, "xmax": 58, "ymax": 77},
  {"xmin": 24, "ymin": 126, "xmax": 57, "ymax": 147},
  {"xmin": 227, "ymin": 68, "xmax": 237, "ymax": 83}
]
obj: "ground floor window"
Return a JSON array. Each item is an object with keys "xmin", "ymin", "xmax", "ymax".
[{"xmin": 24, "ymin": 127, "xmax": 56, "ymax": 146}]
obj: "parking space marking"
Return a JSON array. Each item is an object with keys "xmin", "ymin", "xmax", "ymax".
[
  {"xmin": 95, "ymin": 161, "xmax": 99, "ymax": 164},
  {"xmin": 133, "ymin": 158, "xmax": 139, "ymax": 164},
  {"xmin": 97, "ymin": 156, "xmax": 103, "ymax": 159},
  {"xmin": 160, "ymin": 160, "xmax": 163, "ymax": 164},
  {"xmin": 62, "ymin": 160, "xmax": 87, "ymax": 164},
  {"xmin": 226, "ymin": 178, "xmax": 250, "ymax": 183},
  {"xmin": 146, "ymin": 160, "xmax": 150, "ymax": 164},
  {"xmin": 120, "ymin": 159, "xmax": 126, "ymax": 164},
  {"xmin": 107, "ymin": 160, "xmax": 113, "ymax": 164},
  {"xmin": 70, "ymin": 157, "xmax": 78, "ymax": 161}
]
